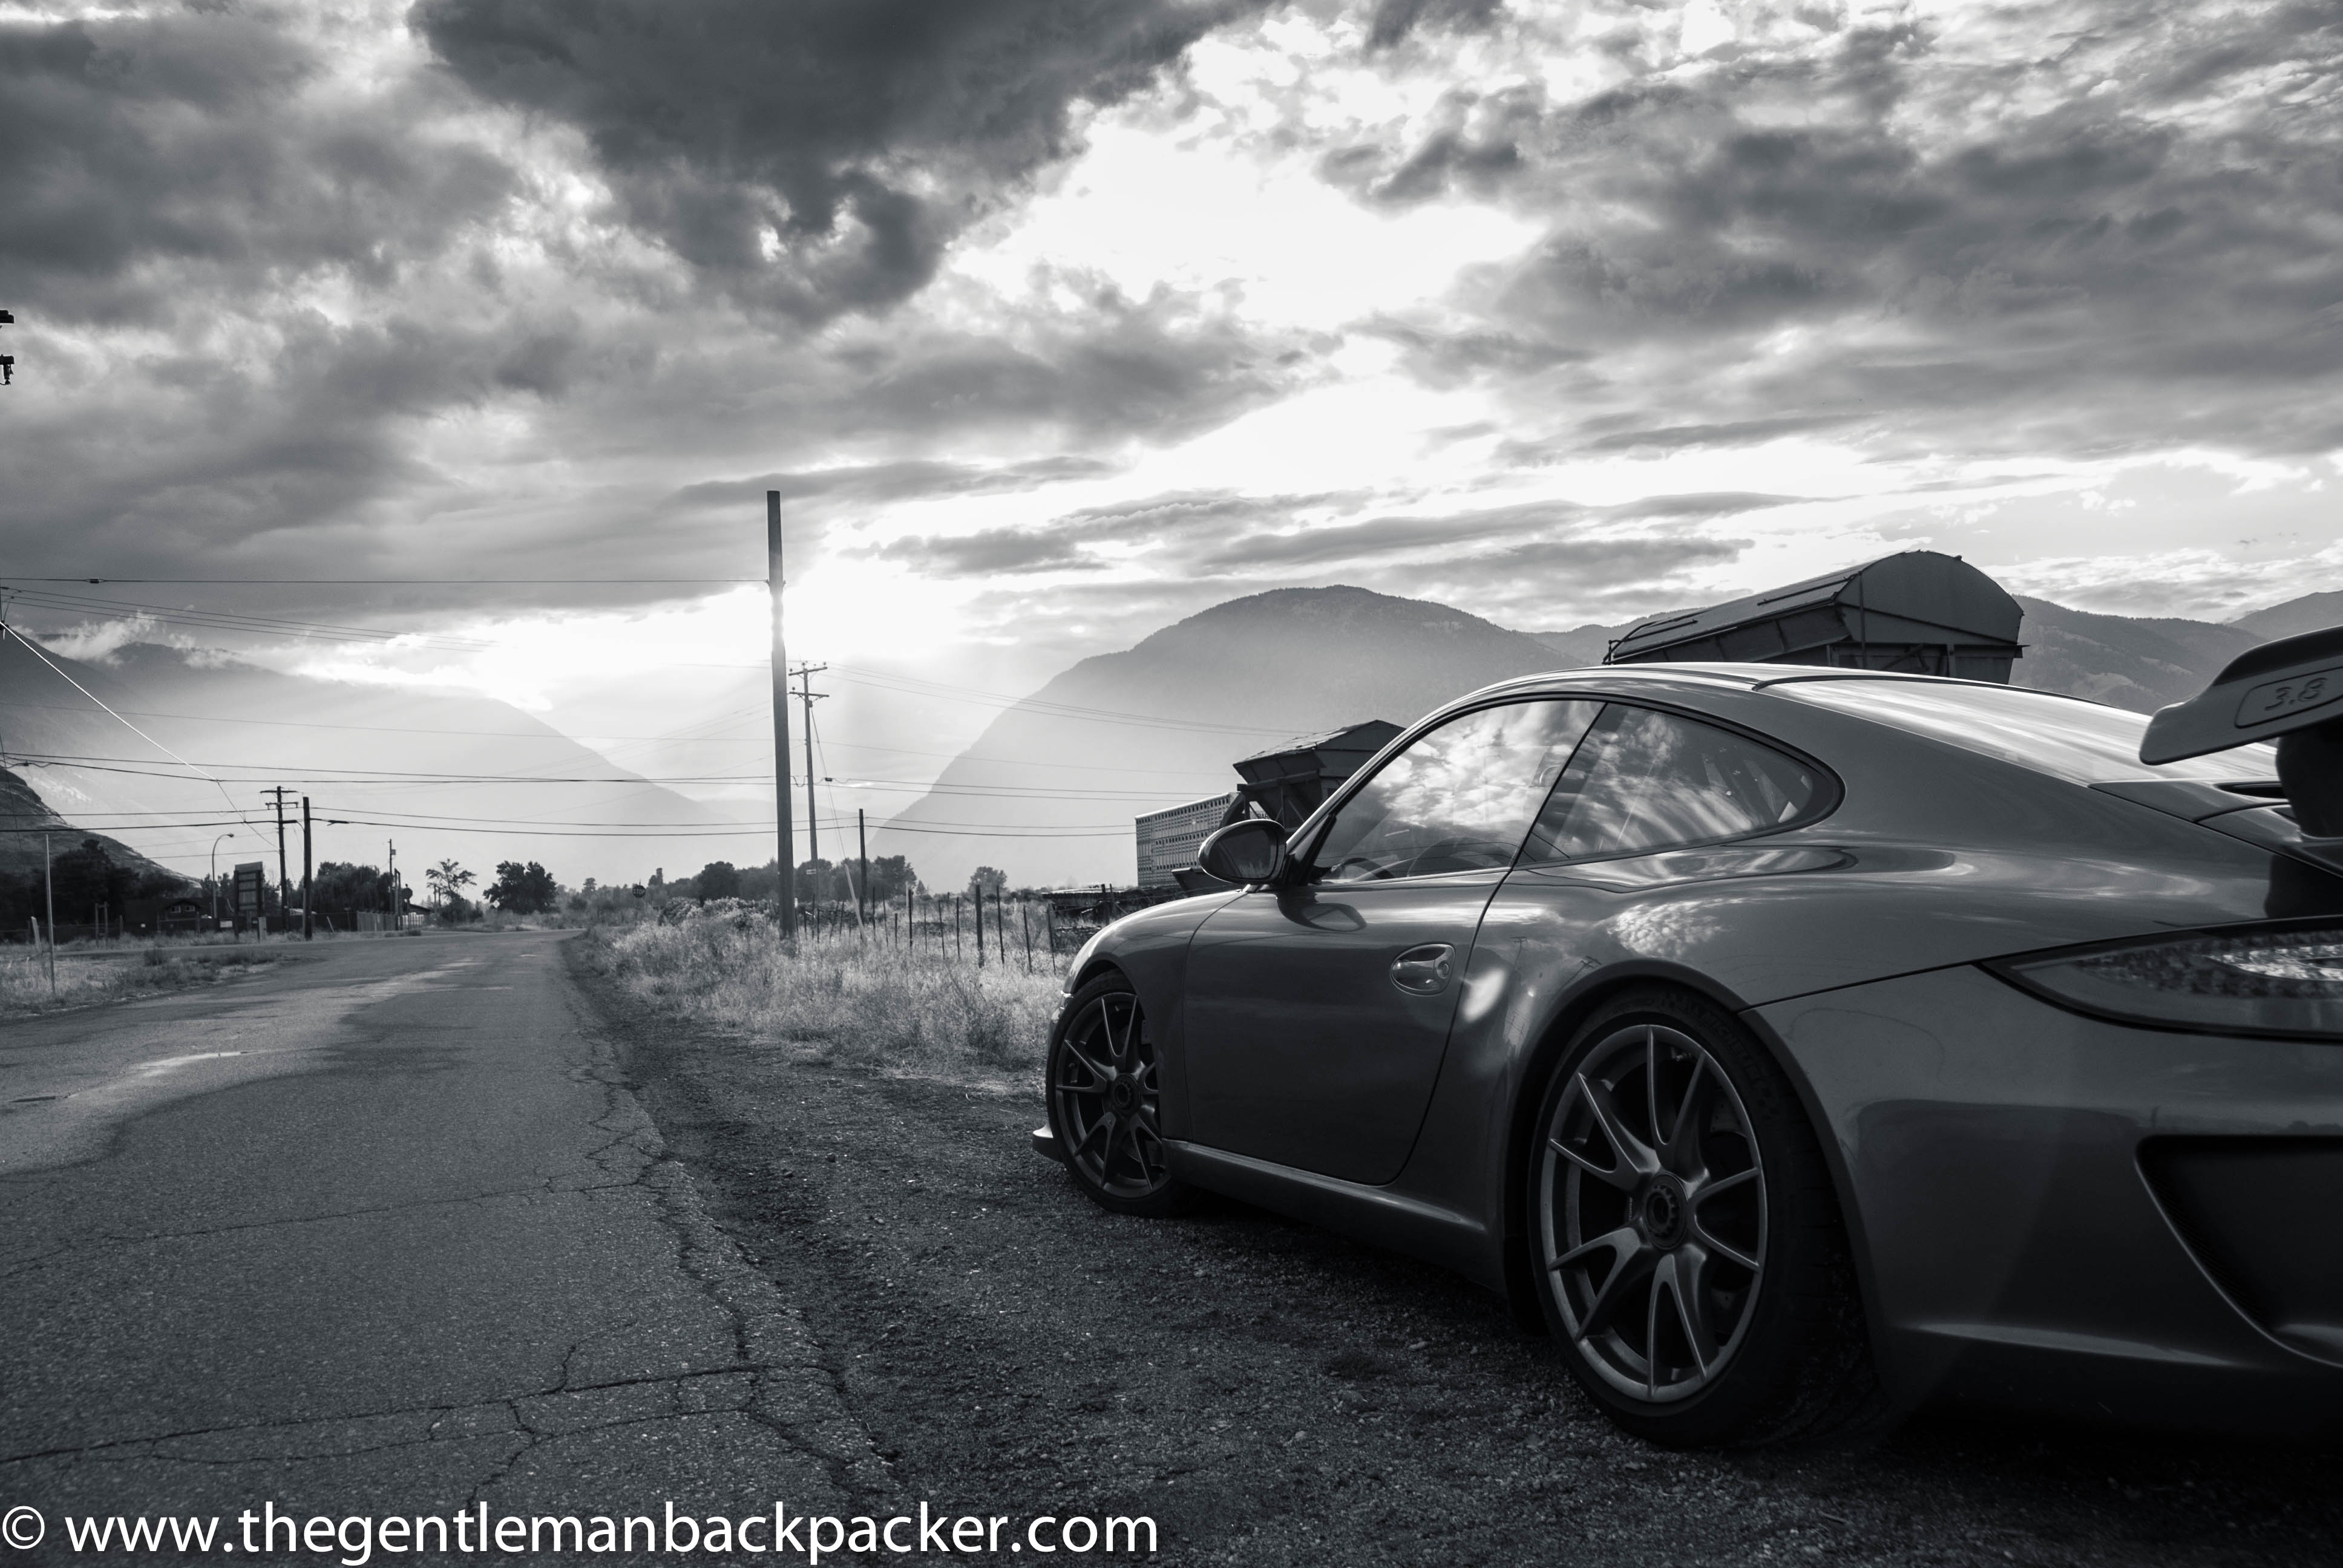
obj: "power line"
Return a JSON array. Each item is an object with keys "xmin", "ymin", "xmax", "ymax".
[{"xmin": 11, "ymin": 577, "xmax": 764, "ymax": 585}]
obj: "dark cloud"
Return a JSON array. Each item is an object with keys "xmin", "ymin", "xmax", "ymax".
[
  {"xmin": 873, "ymin": 489, "xmax": 1361, "ymax": 578},
  {"xmin": 411, "ymin": 0, "xmax": 1267, "ymax": 319},
  {"xmin": 0, "ymin": 11, "xmax": 511, "ymax": 323},
  {"xmin": 1366, "ymin": 0, "xmax": 1506, "ymax": 51},
  {"xmin": 1203, "ymin": 500, "xmax": 1577, "ymax": 568},
  {"xmin": 672, "ymin": 456, "xmax": 1118, "ymax": 513},
  {"xmin": 1574, "ymin": 416, "xmax": 1866, "ymax": 454},
  {"xmin": 1350, "ymin": 2, "xmax": 2343, "ymax": 456}
]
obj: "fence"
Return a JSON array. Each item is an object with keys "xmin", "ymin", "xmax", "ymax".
[{"xmin": 694, "ymin": 885, "xmax": 1202, "ymax": 971}]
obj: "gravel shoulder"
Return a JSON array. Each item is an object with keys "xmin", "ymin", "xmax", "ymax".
[{"xmin": 570, "ymin": 938, "xmax": 2343, "ymax": 1567}]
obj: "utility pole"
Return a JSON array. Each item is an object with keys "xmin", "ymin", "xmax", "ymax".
[
  {"xmin": 42, "ymin": 830, "xmax": 56, "ymax": 993},
  {"xmin": 301, "ymin": 796, "xmax": 313, "ymax": 941},
  {"xmin": 263, "ymin": 785, "xmax": 293, "ymax": 932},
  {"xmin": 387, "ymin": 839, "xmax": 398, "ymax": 933},
  {"xmin": 791, "ymin": 661, "xmax": 829, "ymax": 869},
  {"xmin": 767, "ymin": 492, "xmax": 796, "ymax": 940}
]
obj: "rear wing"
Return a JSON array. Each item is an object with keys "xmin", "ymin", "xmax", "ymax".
[{"xmin": 2142, "ymin": 624, "xmax": 2343, "ymax": 834}]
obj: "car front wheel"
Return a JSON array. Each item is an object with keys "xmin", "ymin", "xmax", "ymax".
[
  {"xmin": 1530, "ymin": 986, "xmax": 1884, "ymax": 1446},
  {"xmin": 1047, "ymin": 973, "xmax": 1192, "ymax": 1217}
]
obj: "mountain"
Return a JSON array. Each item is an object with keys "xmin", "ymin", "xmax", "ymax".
[
  {"xmin": 2010, "ymin": 597, "xmax": 2267, "ymax": 714},
  {"xmin": 876, "ymin": 582, "xmax": 2343, "ymax": 889},
  {"xmin": 869, "ymin": 586, "xmax": 1571, "ymax": 887},
  {"xmin": 0, "ymin": 763, "xmax": 177, "ymax": 883},
  {"xmin": 2233, "ymin": 590, "xmax": 2343, "ymax": 642},
  {"xmin": 0, "ymin": 638, "xmax": 753, "ymax": 888}
]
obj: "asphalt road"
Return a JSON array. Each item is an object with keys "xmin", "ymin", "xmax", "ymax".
[
  {"xmin": 5, "ymin": 930, "xmax": 2339, "ymax": 1567},
  {"xmin": 2, "ymin": 931, "xmax": 879, "ymax": 1559}
]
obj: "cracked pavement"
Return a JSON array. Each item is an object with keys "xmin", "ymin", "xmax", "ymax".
[{"xmin": 1, "ymin": 930, "xmax": 883, "ymax": 1543}]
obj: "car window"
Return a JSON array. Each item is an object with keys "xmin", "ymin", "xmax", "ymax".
[
  {"xmin": 1309, "ymin": 699, "xmax": 1603, "ymax": 882},
  {"xmin": 1523, "ymin": 705, "xmax": 1826, "ymax": 864},
  {"xmin": 1772, "ymin": 679, "xmax": 2279, "ymax": 783}
]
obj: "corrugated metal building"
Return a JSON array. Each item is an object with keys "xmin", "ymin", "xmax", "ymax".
[
  {"xmin": 1606, "ymin": 551, "xmax": 2024, "ymax": 681},
  {"xmin": 1135, "ymin": 793, "xmax": 1236, "ymax": 890}
]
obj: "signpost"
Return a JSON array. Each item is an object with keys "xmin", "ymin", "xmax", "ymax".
[{"xmin": 233, "ymin": 861, "xmax": 265, "ymax": 936}]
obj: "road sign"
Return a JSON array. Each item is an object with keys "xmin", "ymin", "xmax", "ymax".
[{"xmin": 233, "ymin": 861, "xmax": 265, "ymax": 917}]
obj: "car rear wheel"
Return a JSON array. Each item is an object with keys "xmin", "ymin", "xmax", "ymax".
[
  {"xmin": 1530, "ymin": 986, "xmax": 1884, "ymax": 1446},
  {"xmin": 1047, "ymin": 973, "xmax": 1193, "ymax": 1217}
]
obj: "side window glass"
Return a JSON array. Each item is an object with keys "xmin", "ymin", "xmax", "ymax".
[
  {"xmin": 1524, "ymin": 705, "xmax": 1825, "ymax": 864},
  {"xmin": 1309, "ymin": 700, "xmax": 1602, "ymax": 882}
]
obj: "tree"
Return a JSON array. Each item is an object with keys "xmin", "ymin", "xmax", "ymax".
[
  {"xmin": 971, "ymin": 865, "xmax": 1007, "ymax": 897},
  {"xmin": 487, "ymin": 861, "xmax": 559, "ymax": 913},
  {"xmin": 863, "ymin": 854, "xmax": 915, "ymax": 902},
  {"xmin": 695, "ymin": 861, "xmax": 741, "ymax": 900},
  {"xmin": 313, "ymin": 862, "xmax": 395, "ymax": 916},
  {"xmin": 426, "ymin": 859, "xmax": 474, "ymax": 910}
]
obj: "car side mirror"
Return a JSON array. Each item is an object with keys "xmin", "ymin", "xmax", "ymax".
[{"xmin": 1198, "ymin": 818, "xmax": 1289, "ymax": 885}]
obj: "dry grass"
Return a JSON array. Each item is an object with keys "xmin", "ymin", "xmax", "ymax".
[
  {"xmin": 0, "ymin": 942, "xmax": 274, "ymax": 1018},
  {"xmin": 584, "ymin": 901, "xmax": 1065, "ymax": 1088}
]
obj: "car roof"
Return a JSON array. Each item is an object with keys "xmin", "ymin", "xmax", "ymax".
[{"xmin": 1458, "ymin": 661, "xmax": 2040, "ymax": 704}]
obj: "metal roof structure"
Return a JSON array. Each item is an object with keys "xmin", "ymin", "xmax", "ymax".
[
  {"xmin": 1230, "ymin": 720, "xmax": 1404, "ymax": 829},
  {"xmin": 1605, "ymin": 550, "xmax": 2024, "ymax": 682}
]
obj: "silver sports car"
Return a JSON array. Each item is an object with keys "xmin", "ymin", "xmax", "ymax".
[{"xmin": 1039, "ymin": 656, "xmax": 2343, "ymax": 1446}]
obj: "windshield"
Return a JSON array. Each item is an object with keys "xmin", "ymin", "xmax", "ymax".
[{"xmin": 1772, "ymin": 678, "xmax": 2278, "ymax": 785}]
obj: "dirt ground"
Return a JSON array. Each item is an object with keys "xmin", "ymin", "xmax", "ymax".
[{"xmin": 572, "ymin": 944, "xmax": 2343, "ymax": 1567}]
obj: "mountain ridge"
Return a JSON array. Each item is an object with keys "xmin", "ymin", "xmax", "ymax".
[{"xmin": 876, "ymin": 581, "xmax": 2343, "ymax": 887}]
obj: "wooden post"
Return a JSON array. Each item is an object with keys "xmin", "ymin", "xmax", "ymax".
[
  {"xmin": 768, "ymin": 491, "xmax": 796, "ymax": 940},
  {"xmin": 44, "ymin": 831, "xmax": 57, "ymax": 990},
  {"xmin": 300, "ymin": 797, "xmax": 313, "ymax": 941}
]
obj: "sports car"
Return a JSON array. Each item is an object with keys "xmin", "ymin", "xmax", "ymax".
[{"xmin": 1037, "ymin": 659, "xmax": 2343, "ymax": 1445}]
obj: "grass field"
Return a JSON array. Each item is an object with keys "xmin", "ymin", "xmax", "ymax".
[
  {"xmin": 584, "ymin": 903, "xmax": 1066, "ymax": 1087},
  {"xmin": 0, "ymin": 938, "xmax": 277, "ymax": 1017}
]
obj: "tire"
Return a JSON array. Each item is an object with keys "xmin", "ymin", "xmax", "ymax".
[
  {"xmin": 1046, "ymin": 973, "xmax": 1194, "ymax": 1218},
  {"xmin": 1527, "ymin": 985, "xmax": 1887, "ymax": 1446}
]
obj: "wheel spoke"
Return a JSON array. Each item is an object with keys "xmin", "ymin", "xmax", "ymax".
[
  {"xmin": 1663, "ymin": 1051, "xmax": 1709, "ymax": 1171},
  {"xmin": 1644, "ymin": 1252, "xmax": 1670, "ymax": 1397},
  {"xmin": 1072, "ymin": 1114, "xmax": 1113, "ymax": 1164},
  {"xmin": 1553, "ymin": 1224, "xmax": 1640, "ymax": 1271},
  {"xmin": 1578, "ymin": 1238, "xmax": 1657, "ymax": 1340},
  {"xmin": 1548, "ymin": 1135, "xmax": 1639, "ymax": 1193},
  {"xmin": 1691, "ymin": 1218, "xmax": 1759, "ymax": 1273},
  {"xmin": 1576, "ymin": 1074, "xmax": 1660, "ymax": 1179},
  {"xmin": 1691, "ymin": 1165, "xmax": 1758, "ymax": 1205},
  {"xmin": 1100, "ymin": 997, "xmax": 1133, "ymax": 1065},
  {"xmin": 1061, "ymin": 1033, "xmax": 1113, "ymax": 1085},
  {"xmin": 1643, "ymin": 1027, "xmax": 1665, "ymax": 1151},
  {"xmin": 1665, "ymin": 1246, "xmax": 1719, "ymax": 1377}
]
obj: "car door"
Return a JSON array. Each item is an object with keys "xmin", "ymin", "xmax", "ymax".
[{"xmin": 1182, "ymin": 698, "xmax": 1603, "ymax": 1184}]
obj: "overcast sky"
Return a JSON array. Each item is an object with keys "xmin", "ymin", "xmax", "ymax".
[{"xmin": 8, "ymin": 0, "xmax": 2343, "ymax": 849}]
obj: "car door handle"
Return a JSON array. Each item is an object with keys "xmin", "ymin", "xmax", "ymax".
[{"xmin": 1390, "ymin": 944, "xmax": 1455, "ymax": 996}]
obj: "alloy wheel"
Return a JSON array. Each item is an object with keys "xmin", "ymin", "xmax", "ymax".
[
  {"xmin": 1536, "ymin": 1022, "xmax": 1768, "ymax": 1404},
  {"xmin": 1051, "ymin": 990, "xmax": 1171, "ymax": 1198}
]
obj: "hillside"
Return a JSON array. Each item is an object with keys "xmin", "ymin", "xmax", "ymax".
[
  {"xmin": 877, "ymin": 581, "xmax": 2343, "ymax": 888},
  {"xmin": 870, "ymin": 586, "xmax": 1571, "ymax": 887},
  {"xmin": 2233, "ymin": 590, "xmax": 2343, "ymax": 642},
  {"xmin": 0, "ymin": 763, "xmax": 177, "ymax": 883},
  {"xmin": 2010, "ymin": 597, "xmax": 2268, "ymax": 713},
  {"xmin": 0, "ymin": 637, "xmax": 754, "ymax": 887}
]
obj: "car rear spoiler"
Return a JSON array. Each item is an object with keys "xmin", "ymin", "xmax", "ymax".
[{"xmin": 2141, "ymin": 624, "xmax": 2343, "ymax": 834}]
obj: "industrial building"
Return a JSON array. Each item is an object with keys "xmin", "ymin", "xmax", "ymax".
[{"xmin": 1606, "ymin": 550, "xmax": 2024, "ymax": 681}]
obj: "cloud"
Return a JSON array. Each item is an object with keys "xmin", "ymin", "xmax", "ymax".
[
  {"xmin": 1342, "ymin": 1, "xmax": 2343, "ymax": 457},
  {"xmin": 411, "ymin": 0, "xmax": 1269, "ymax": 319},
  {"xmin": 0, "ymin": 8, "xmax": 511, "ymax": 323}
]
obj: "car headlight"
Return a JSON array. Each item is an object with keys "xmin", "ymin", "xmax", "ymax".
[{"xmin": 1989, "ymin": 922, "xmax": 2343, "ymax": 1039}]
